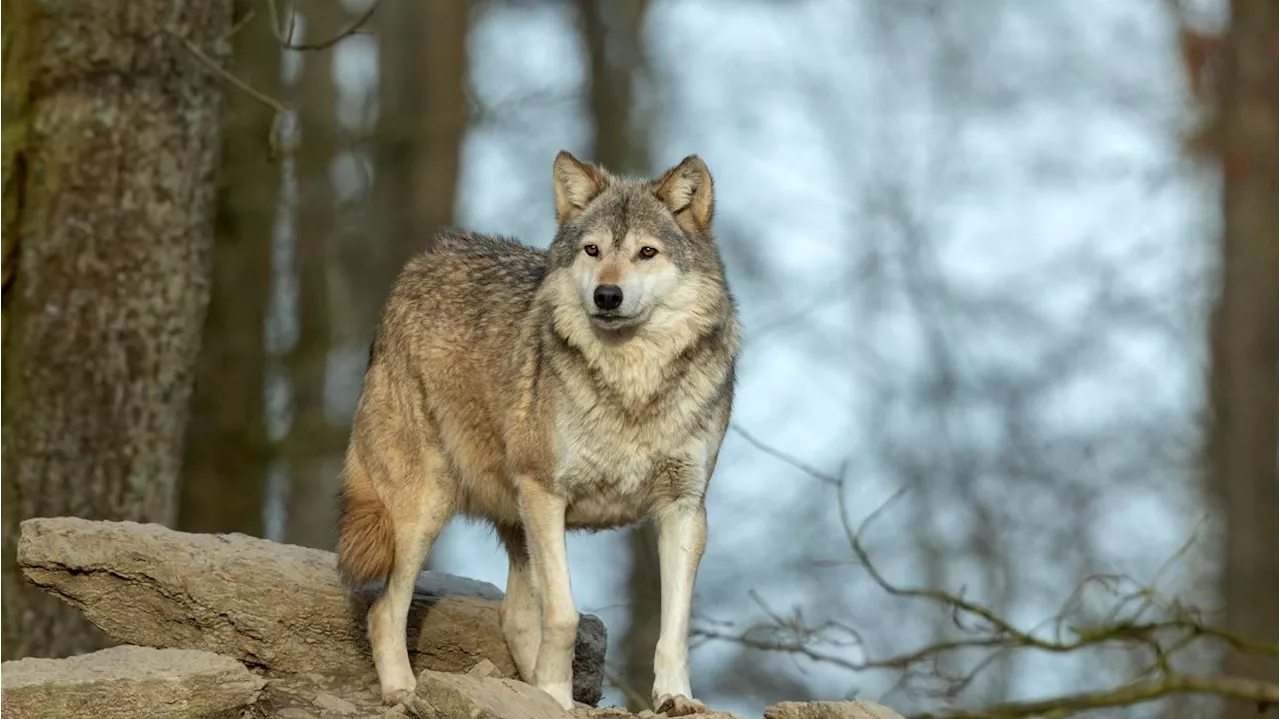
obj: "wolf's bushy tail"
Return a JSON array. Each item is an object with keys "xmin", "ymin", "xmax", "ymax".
[{"xmin": 336, "ymin": 463, "xmax": 394, "ymax": 587}]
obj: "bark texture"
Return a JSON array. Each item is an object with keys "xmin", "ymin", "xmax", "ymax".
[
  {"xmin": 179, "ymin": 0, "xmax": 278, "ymax": 539},
  {"xmin": 1, "ymin": 0, "xmax": 230, "ymax": 659},
  {"xmin": 1208, "ymin": 1, "xmax": 1278, "ymax": 716},
  {"xmin": 0, "ymin": 0, "xmax": 37, "ymax": 660}
]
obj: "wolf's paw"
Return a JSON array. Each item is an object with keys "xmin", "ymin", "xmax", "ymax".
[
  {"xmin": 534, "ymin": 680, "xmax": 575, "ymax": 711},
  {"xmin": 380, "ymin": 679, "xmax": 417, "ymax": 707},
  {"xmin": 656, "ymin": 693, "xmax": 710, "ymax": 716}
]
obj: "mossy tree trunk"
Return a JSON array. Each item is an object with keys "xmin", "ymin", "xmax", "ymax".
[
  {"xmin": 0, "ymin": 0, "xmax": 39, "ymax": 659},
  {"xmin": 1, "ymin": 0, "xmax": 230, "ymax": 658}
]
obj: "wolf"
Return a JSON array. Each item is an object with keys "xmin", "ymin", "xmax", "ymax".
[{"xmin": 335, "ymin": 151, "xmax": 740, "ymax": 715}]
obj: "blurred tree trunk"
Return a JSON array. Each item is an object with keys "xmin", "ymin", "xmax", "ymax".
[
  {"xmin": 282, "ymin": 6, "xmax": 342, "ymax": 550},
  {"xmin": 372, "ymin": 0, "xmax": 469, "ymax": 286},
  {"xmin": 574, "ymin": 0, "xmax": 655, "ymax": 708},
  {"xmin": 1, "ymin": 0, "xmax": 229, "ymax": 658},
  {"xmin": 179, "ymin": 0, "xmax": 278, "ymax": 538},
  {"xmin": 1208, "ymin": 0, "xmax": 1277, "ymax": 716},
  {"xmin": 580, "ymin": 0, "xmax": 650, "ymax": 177},
  {"xmin": 0, "ymin": 0, "xmax": 38, "ymax": 658}
]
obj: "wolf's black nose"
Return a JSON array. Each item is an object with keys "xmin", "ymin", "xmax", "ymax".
[{"xmin": 593, "ymin": 284, "xmax": 624, "ymax": 310}]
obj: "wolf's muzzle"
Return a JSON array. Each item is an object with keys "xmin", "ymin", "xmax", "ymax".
[{"xmin": 593, "ymin": 284, "xmax": 623, "ymax": 311}]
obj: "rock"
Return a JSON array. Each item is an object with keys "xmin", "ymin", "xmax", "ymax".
[
  {"xmin": 763, "ymin": 700, "xmax": 907, "ymax": 719},
  {"xmin": 572, "ymin": 705, "xmax": 740, "ymax": 719},
  {"xmin": 17, "ymin": 517, "xmax": 606, "ymax": 706},
  {"xmin": 468, "ymin": 659, "xmax": 500, "ymax": 679},
  {"xmin": 573, "ymin": 706, "xmax": 742, "ymax": 716},
  {"xmin": 249, "ymin": 672, "xmax": 386, "ymax": 718},
  {"xmin": 406, "ymin": 668, "xmax": 571, "ymax": 719},
  {"xmin": 0, "ymin": 644, "xmax": 264, "ymax": 719},
  {"xmin": 572, "ymin": 709, "xmax": 636, "ymax": 719},
  {"xmin": 571, "ymin": 610, "xmax": 608, "ymax": 706}
]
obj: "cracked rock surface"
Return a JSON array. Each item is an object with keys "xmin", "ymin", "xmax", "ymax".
[
  {"xmin": 0, "ymin": 645, "xmax": 265, "ymax": 719},
  {"xmin": 16, "ymin": 516, "xmax": 606, "ymax": 706}
]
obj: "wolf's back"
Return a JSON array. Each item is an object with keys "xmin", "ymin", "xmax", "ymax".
[{"xmin": 374, "ymin": 229, "xmax": 548, "ymax": 363}]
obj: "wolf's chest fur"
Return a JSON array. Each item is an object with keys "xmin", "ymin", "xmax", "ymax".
[{"xmin": 552, "ymin": 394, "xmax": 707, "ymax": 529}]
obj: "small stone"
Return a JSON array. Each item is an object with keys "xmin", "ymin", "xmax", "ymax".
[
  {"xmin": 469, "ymin": 659, "xmax": 500, "ymax": 678},
  {"xmin": 313, "ymin": 691, "xmax": 360, "ymax": 714}
]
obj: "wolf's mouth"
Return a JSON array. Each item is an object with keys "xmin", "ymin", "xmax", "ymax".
[{"xmin": 590, "ymin": 312, "xmax": 641, "ymax": 329}]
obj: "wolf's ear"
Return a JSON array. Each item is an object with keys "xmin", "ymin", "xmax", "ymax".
[
  {"xmin": 653, "ymin": 155, "xmax": 714, "ymax": 235},
  {"xmin": 553, "ymin": 151, "xmax": 608, "ymax": 224}
]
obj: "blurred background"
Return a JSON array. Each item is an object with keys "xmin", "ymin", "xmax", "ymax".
[{"xmin": 2, "ymin": 1, "xmax": 1274, "ymax": 718}]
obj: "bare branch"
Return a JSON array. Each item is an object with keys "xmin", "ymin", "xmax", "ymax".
[
  {"xmin": 697, "ymin": 431, "xmax": 1278, "ymax": 717},
  {"xmin": 266, "ymin": 0, "xmax": 383, "ymax": 51},
  {"xmin": 729, "ymin": 424, "xmax": 840, "ymax": 485},
  {"xmin": 914, "ymin": 674, "xmax": 1277, "ymax": 718}
]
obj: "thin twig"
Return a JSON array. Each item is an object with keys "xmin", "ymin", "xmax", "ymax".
[
  {"xmin": 158, "ymin": 22, "xmax": 287, "ymax": 159},
  {"xmin": 729, "ymin": 423, "xmax": 840, "ymax": 485},
  {"xmin": 267, "ymin": 0, "xmax": 384, "ymax": 51},
  {"xmin": 222, "ymin": 7, "xmax": 259, "ymax": 41}
]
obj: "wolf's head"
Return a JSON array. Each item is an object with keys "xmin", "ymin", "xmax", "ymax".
[{"xmin": 543, "ymin": 151, "xmax": 732, "ymax": 342}]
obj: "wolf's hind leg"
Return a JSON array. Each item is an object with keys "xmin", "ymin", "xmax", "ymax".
[
  {"xmin": 497, "ymin": 523, "xmax": 541, "ymax": 683},
  {"xmin": 365, "ymin": 444, "xmax": 454, "ymax": 705},
  {"xmin": 516, "ymin": 477, "xmax": 577, "ymax": 709}
]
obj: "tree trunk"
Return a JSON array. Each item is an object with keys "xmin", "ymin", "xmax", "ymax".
[
  {"xmin": 372, "ymin": 0, "xmax": 470, "ymax": 277},
  {"xmin": 179, "ymin": 0, "xmax": 278, "ymax": 538},
  {"xmin": 1, "ymin": 0, "xmax": 230, "ymax": 659},
  {"xmin": 0, "ymin": 0, "xmax": 37, "ymax": 660},
  {"xmin": 579, "ymin": 0, "xmax": 650, "ymax": 175},
  {"xmin": 282, "ymin": 5, "xmax": 341, "ymax": 550},
  {"xmin": 1208, "ymin": 0, "xmax": 1278, "ymax": 716}
]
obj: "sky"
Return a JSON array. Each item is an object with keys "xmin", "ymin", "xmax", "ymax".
[{"xmin": 310, "ymin": 1, "xmax": 1220, "ymax": 715}]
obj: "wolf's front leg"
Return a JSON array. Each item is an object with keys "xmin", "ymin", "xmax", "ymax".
[
  {"xmin": 651, "ymin": 499, "xmax": 709, "ymax": 716},
  {"xmin": 518, "ymin": 477, "xmax": 578, "ymax": 710}
]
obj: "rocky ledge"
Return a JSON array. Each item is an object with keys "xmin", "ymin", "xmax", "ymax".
[{"xmin": 3, "ymin": 517, "xmax": 904, "ymax": 719}]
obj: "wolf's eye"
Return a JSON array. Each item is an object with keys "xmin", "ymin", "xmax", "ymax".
[
  {"xmin": 638, "ymin": 246, "xmax": 659, "ymax": 260},
  {"xmin": 583, "ymin": 244, "xmax": 599, "ymax": 257}
]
